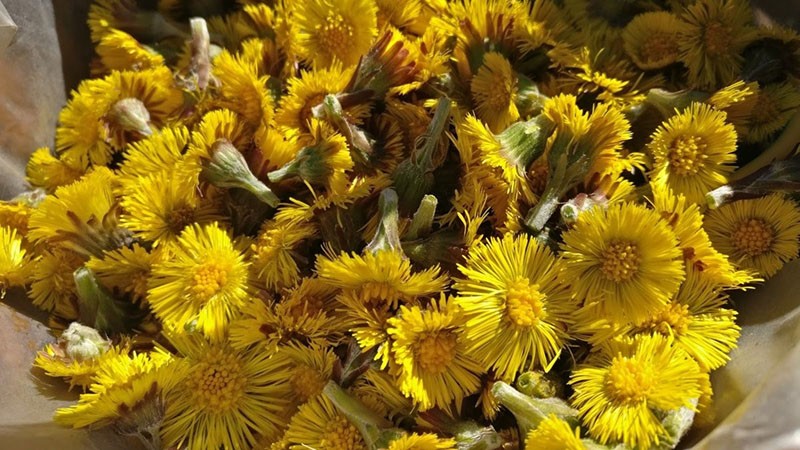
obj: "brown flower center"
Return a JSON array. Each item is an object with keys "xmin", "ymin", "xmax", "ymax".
[
  {"xmin": 704, "ymin": 21, "xmax": 733, "ymax": 56},
  {"xmin": 732, "ymin": 218, "xmax": 774, "ymax": 257}
]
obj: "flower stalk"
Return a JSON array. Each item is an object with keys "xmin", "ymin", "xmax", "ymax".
[{"xmin": 323, "ymin": 381, "xmax": 404, "ymax": 450}]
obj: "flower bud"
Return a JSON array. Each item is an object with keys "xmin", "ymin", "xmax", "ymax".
[
  {"xmin": 60, "ymin": 322, "xmax": 110, "ymax": 361},
  {"xmin": 515, "ymin": 371, "xmax": 561, "ymax": 399},
  {"xmin": 365, "ymin": 188, "xmax": 403, "ymax": 255},
  {"xmin": 108, "ymin": 98, "xmax": 154, "ymax": 136},
  {"xmin": 203, "ymin": 139, "xmax": 280, "ymax": 207}
]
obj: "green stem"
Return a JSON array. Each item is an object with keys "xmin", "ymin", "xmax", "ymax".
[
  {"xmin": 415, "ymin": 98, "xmax": 452, "ymax": 169},
  {"xmin": 365, "ymin": 189, "xmax": 403, "ymax": 254},
  {"xmin": 323, "ymin": 381, "xmax": 401, "ymax": 450},
  {"xmin": 406, "ymin": 194, "xmax": 438, "ymax": 240}
]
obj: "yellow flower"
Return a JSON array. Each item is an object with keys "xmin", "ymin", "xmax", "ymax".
[
  {"xmin": 743, "ymin": 81, "xmax": 800, "ymax": 143},
  {"xmin": 628, "ymin": 267, "xmax": 740, "ymax": 371},
  {"xmin": 337, "ymin": 290, "xmax": 396, "ymax": 368},
  {"xmin": 560, "ymin": 202, "xmax": 685, "ymax": 322},
  {"xmin": 387, "ymin": 433, "xmax": 457, "ymax": 450},
  {"xmin": 677, "ymin": 0, "xmax": 757, "ymax": 89},
  {"xmin": 212, "ymin": 48, "xmax": 274, "ymax": 128},
  {"xmin": 120, "ymin": 165, "xmax": 224, "ymax": 248},
  {"xmin": 648, "ymin": 102, "xmax": 738, "ymax": 205},
  {"xmin": 161, "ymin": 334, "xmax": 292, "ymax": 449},
  {"xmin": 316, "ymin": 249, "xmax": 448, "ymax": 307},
  {"xmin": 269, "ymin": 120, "xmax": 355, "ymax": 198},
  {"xmin": 285, "ymin": 395, "xmax": 370, "ymax": 450},
  {"xmin": 28, "ymin": 248, "xmax": 83, "ymax": 320},
  {"xmin": 96, "ymin": 29, "xmax": 165, "ymax": 73},
  {"xmin": 454, "ymin": 233, "xmax": 578, "ymax": 381},
  {"xmin": 34, "ymin": 341, "xmax": 130, "ymax": 391},
  {"xmin": 54, "ymin": 351, "xmax": 173, "ymax": 430},
  {"xmin": 570, "ymin": 334, "xmax": 706, "ymax": 449},
  {"xmin": 649, "ymin": 182, "xmax": 757, "ymax": 289},
  {"xmin": 25, "ymin": 147, "xmax": 84, "ymax": 193},
  {"xmin": 0, "ymin": 226, "xmax": 32, "ymax": 291},
  {"xmin": 250, "ymin": 218, "xmax": 317, "ymax": 291},
  {"xmin": 147, "ymin": 222, "xmax": 250, "ymax": 341},
  {"xmin": 704, "ymin": 194, "xmax": 800, "ymax": 278},
  {"xmin": 525, "ymin": 415, "xmax": 586, "ymax": 450},
  {"xmin": 470, "ymin": 52, "xmax": 519, "ymax": 133},
  {"xmin": 56, "ymin": 67, "xmax": 184, "ymax": 168},
  {"xmin": 230, "ymin": 278, "xmax": 345, "ymax": 351},
  {"xmin": 281, "ymin": 344, "xmax": 337, "ymax": 404},
  {"xmin": 86, "ymin": 244, "xmax": 163, "ymax": 303},
  {"xmin": 622, "ymin": 12, "xmax": 688, "ymax": 70},
  {"xmin": 387, "ymin": 296, "xmax": 483, "ymax": 411},
  {"xmin": 376, "ymin": 0, "xmax": 424, "ymax": 32},
  {"xmin": 28, "ymin": 168, "xmax": 126, "ymax": 258},
  {"xmin": 275, "ymin": 64, "xmax": 369, "ymax": 138},
  {"xmin": 118, "ymin": 125, "xmax": 190, "ymax": 185},
  {"xmin": 289, "ymin": 0, "xmax": 378, "ymax": 69}
]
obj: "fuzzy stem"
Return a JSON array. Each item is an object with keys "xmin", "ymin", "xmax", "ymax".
[
  {"xmin": 189, "ymin": 18, "xmax": 211, "ymax": 90},
  {"xmin": 414, "ymin": 98, "xmax": 452, "ymax": 169},
  {"xmin": 406, "ymin": 195, "xmax": 438, "ymax": 240},
  {"xmin": 365, "ymin": 189, "xmax": 403, "ymax": 254}
]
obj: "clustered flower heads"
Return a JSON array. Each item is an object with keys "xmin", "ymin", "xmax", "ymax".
[{"xmin": 4, "ymin": 0, "xmax": 800, "ymax": 449}]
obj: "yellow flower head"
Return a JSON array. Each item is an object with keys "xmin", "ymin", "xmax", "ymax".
[
  {"xmin": 629, "ymin": 267, "xmax": 740, "ymax": 371},
  {"xmin": 54, "ymin": 350, "xmax": 174, "ymax": 429},
  {"xmin": 0, "ymin": 226, "xmax": 32, "ymax": 291},
  {"xmin": 705, "ymin": 194, "xmax": 800, "ymax": 278},
  {"xmin": 148, "ymin": 222, "xmax": 251, "ymax": 341},
  {"xmin": 387, "ymin": 433, "xmax": 457, "ymax": 450},
  {"xmin": 275, "ymin": 64, "xmax": 370, "ymax": 138},
  {"xmin": 648, "ymin": 102, "xmax": 738, "ymax": 205},
  {"xmin": 118, "ymin": 125, "xmax": 189, "ymax": 185},
  {"xmin": 561, "ymin": 202, "xmax": 685, "ymax": 322},
  {"xmin": 677, "ymin": 0, "xmax": 757, "ymax": 89},
  {"xmin": 250, "ymin": 218, "xmax": 317, "ymax": 291},
  {"xmin": 622, "ymin": 12, "xmax": 688, "ymax": 70},
  {"xmin": 525, "ymin": 415, "xmax": 586, "ymax": 450},
  {"xmin": 86, "ymin": 244, "xmax": 163, "ymax": 303},
  {"xmin": 34, "ymin": 341, "xmax": 131, "ymax": 391},
  {"xmin": 285, "ymin": 395, "xmax": 370, "ymax": 450},
  {"xmin": 96, "ymin": 29, "xmax": 165, "ymax": 73},
  {"xmin": 25, "ymin": 147, "xmax": 84, "ymax": 193},
  {"xmin": 28, "ymin": 167, "xmax": 126, "ymax": 258},
  {"xmin": 743, "ymin": 81, "xmax": 800, "ymax": 143},
  {"xmin": 28, "ymin": 248, "xmax": 83, "ymax": 320},
  {"xmin": 316, "ymin": 249, "xmax": 448, "ymax": 307},
  {"xmin": 212, "ymin": 48, "xmax": 274, "ymax": 128},
  {"xmin": 281, "ymin": 343, "xmax": 337, "ymax": 404},
  {"xmin": 454, "ymin": 233, "xmax": 578, "ymax": 380},
  {"xmin": 470, "ymin": 52, "xmax": 519, "ymax": 133},
  {"xmin": 230, "ymin": 278, "xmax": 344, "ymax": 351},
  {"xmin": 161, "ymin": 334, "xmax": 292, "ymax": 449},
  {"xmin": 120, "ymin": 165, "xmax": 224, "ymax": 248},
  {"xmin": 289, "ymin": 0, "xmax": 378, "ymax": 69},
  {"xmin": 387, "ymin": 296, "xmax": 483, "ymax": 411},
  {"xmin": 570, "ymin": 334, "xmax": 706, "ymax": 449}
]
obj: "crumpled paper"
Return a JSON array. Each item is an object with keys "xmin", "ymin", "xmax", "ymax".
[{"xmin": 0, "ymin": 1, "xmax": 797, "ymax": 449}]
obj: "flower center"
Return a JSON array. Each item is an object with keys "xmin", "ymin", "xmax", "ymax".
[
  {"xmin": 732, "ymin": 218, "xmax": 774, "ymax": 257},
  {"xmin": 668, "ymin": 135, "xmax": 708, "ymax": 176},
  {"xmin": 703, "ymin": 21, "xmax": 732, "ymax": 57},
  {"xmin": 166, "ymin": 205, "xmax": 195, "ymax": 233},
  {"xmin": 505, "ymin": 277, "xmax": 547, "ymax": 327},
  {"xmin": 191, "ymin": 261, "xmax": 229, "ymax": 301},
  {"xmin": 641, "ymin": 33, "xmax": 679, "ymax": 64},
  {"xmin": 605, "ymin": 356, "xmax": 656, "ymax": 404},
  {"xmin": 638, "ymin": 302, "xmax": 692, "ymax": 335},
  {"xmin": 414, "ymin": 331, "xmax": 458, "ymax": 375},
  {"xmin": 187, "ymin": 348, "xmax": 246, "ymax": 413},
  {"xmin": 601, "ymin": 240, "xmax": 641, "ymax": 283},
  {"xmin": 317, "ymin": 13, "xmax": 354, "ymax": 62},
  {"xmin": 130, "ymin": 271, "xmax": 149, "ymax": 300},
  {"xmin": 473, "ymin": 68, "xmax": 514, "ymax": 112},
  {"xmin": 751, "ymin": 91, "xmax": 780, "ymax": 126},
  {"xmin": 290, "ymin": 363, "xmax": 326, "ymax": 402},
  {"xmin": 287, "ymin": 296, "xmax": 325, "ymax": 318},
  {"xmin": 320, "ymin": 415, "xmax": 367, "ymax": 450}
]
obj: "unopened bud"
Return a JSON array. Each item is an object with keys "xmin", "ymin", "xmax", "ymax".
[
  {"xmin": 109, "ymin": 98, "xmax": 153, "ymax": 136},
  {"xmin": 61, "ymin": 322, "xmax": 110, "ymax": 361},
  {"xmin": 203, "ymin": 139, "xmax": 280, "ymax": 207}
]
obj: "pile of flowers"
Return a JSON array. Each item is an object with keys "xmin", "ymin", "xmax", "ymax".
[{"xmin": 2, "ymin": 0, "xmax": 800, "ymax": 449}]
